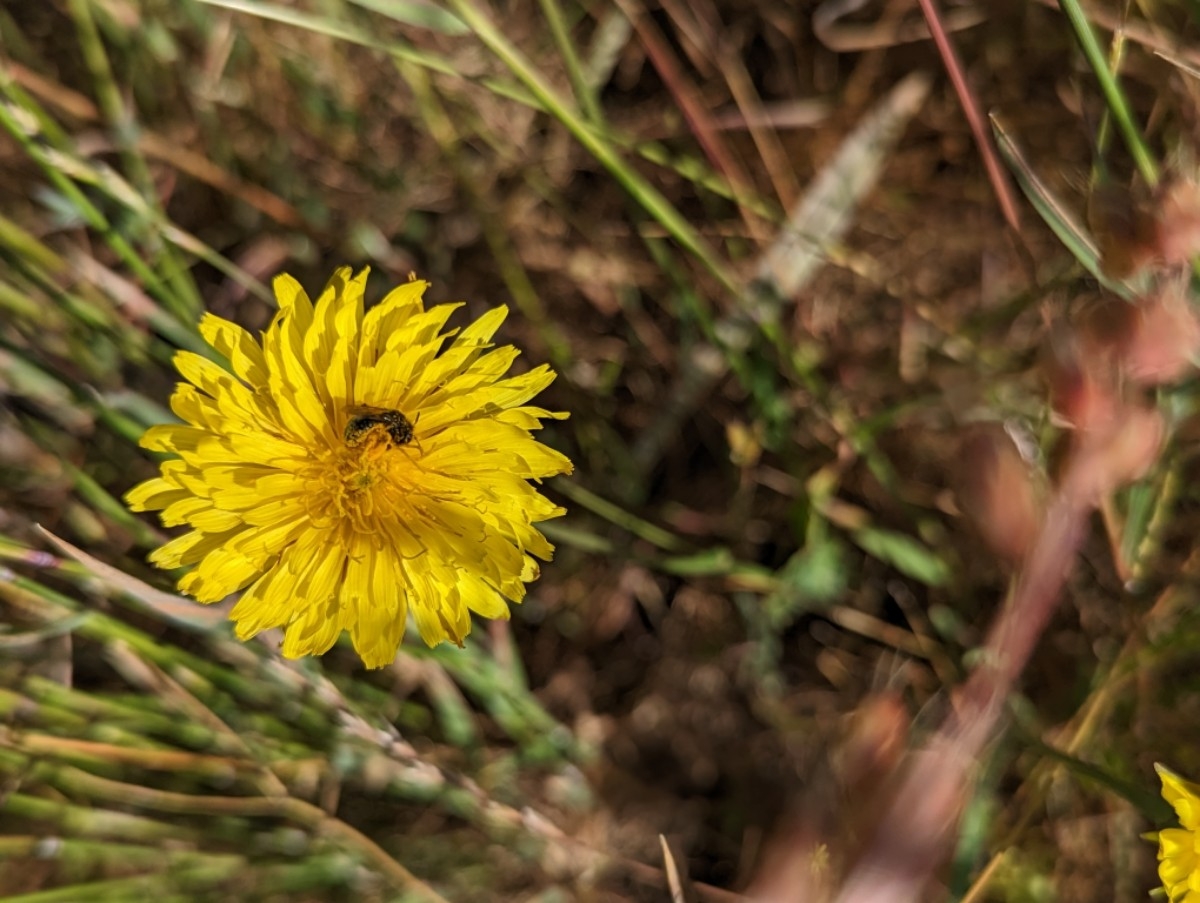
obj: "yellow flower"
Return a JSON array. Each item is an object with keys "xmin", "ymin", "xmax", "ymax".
[
  {"xmin": 1157, "ymin": 763, "xmax": 1200, "ymax": 902},
  {"xmin": 127, "ymin": 268, "xmax": 572, "ymax": 668}
]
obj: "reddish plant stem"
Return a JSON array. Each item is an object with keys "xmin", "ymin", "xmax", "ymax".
[
  {"xmin": 611, "ymin": 0, "xmax": 766, "ymax": 242},
  {"xmin": 830, "ymin": 461, "xmax": 1097, "ymax": 903},
  {"xmin": 915, "ymin": 0, "xmax": 1023, "ymax": 233}
]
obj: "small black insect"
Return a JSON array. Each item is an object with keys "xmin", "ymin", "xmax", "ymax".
[{"xmin": 344, "ymin": 405, "xmax": 415, "ymax": 448}]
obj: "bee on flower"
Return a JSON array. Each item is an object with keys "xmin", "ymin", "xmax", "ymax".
[{"xmin": 126, "ymin": 268, "xmax": 572, "ymax": 668}]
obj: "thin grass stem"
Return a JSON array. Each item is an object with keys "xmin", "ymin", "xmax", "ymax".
[
  {"xmin": 442, "ymin": 0, "xmax": 741, "ymax": 296},
  {"xmin": 535, "ymin": 0, "xmax": 602, "ymax": 123}
]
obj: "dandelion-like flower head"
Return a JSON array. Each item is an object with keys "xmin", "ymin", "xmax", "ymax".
[
  {"xmin": 1157, "ymin": 763, "xmax": 1200, "ymax": 902},
  {"xmin": 127, "ymin": 268, "xmax": 571, "ymax": 668}
]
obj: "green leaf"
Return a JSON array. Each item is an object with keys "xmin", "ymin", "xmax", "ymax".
[
  {"xmin": 763, "ymin": 539, "xmax": 847, "ymax": 628},
  {"xmin": 660, "ymin": 547, "xmax": 736, "ymax": 577},
  {"xmin": 991, "ymin": 115, "xmax": 1134, "ymax": 298},
  {"xmin": 852, "ymin": 527, "xmax": 950, "ymax": 587},
  {"xmin": 346, "ymin": 0, "xmax": 468, "ymax": 35},
  {"xmin": 1120, "ymin": 480, "xmax": 1157, "ymax": 578}
]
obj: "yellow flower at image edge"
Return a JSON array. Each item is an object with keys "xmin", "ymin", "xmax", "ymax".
[
  {"xmin": 126, "ymin": 268, "xmax": 572, "ymax": 668},
  {"xmin": 1157, "ymin": 763, "xmax": 1200, "ymax": 902}
]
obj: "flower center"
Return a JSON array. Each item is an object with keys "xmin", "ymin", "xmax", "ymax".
[{"xmin": 301, "ymin": 429, "xmax": 412, "ymax": 535}]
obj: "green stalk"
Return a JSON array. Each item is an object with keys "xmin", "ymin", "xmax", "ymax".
[
  {"xmin": 0, "ymin": 836, "xmax": 243, "ymax": 871},
  {"xmin": 0, "ymin": 687, "xmax": 90, "ymax": 733},
  {"xmin": 21, "ymin": 677, "xmax": 230, "ymax": 752},
  {"xmin": 0, "ymin": 864, "xmax": 238, "ymax": 903},
  {"xmin": 1057, "ymin": 0, "xmax": 1158, "ymax": 185},
  {"xmin": 0, "ymin": 791, "xmax": 203, "ymax": 843},
  {"xmin": 552, "ymin": 480, "xmax": 686, "ymax": 551}
]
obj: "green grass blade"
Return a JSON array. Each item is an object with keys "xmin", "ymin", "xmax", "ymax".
[
  {"xmin": 992, "ymin": 113, "xmax": 1135, "ymax": 298},
  {"xmin": 441, "ymin": 0, "xmax": 740, "ymax": 295},
  {"xmin": 1057, "ymin": 0, "xmax": 1158, "ymax": 185},
  {"xmin": 346, "ymin": 0, "xmax": 468, "ymax": 34}
]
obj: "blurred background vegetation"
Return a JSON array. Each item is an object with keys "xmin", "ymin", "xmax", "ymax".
[{"xmin": 2, "ymin": 0, "xmax": 1200, "ymax": 900}]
